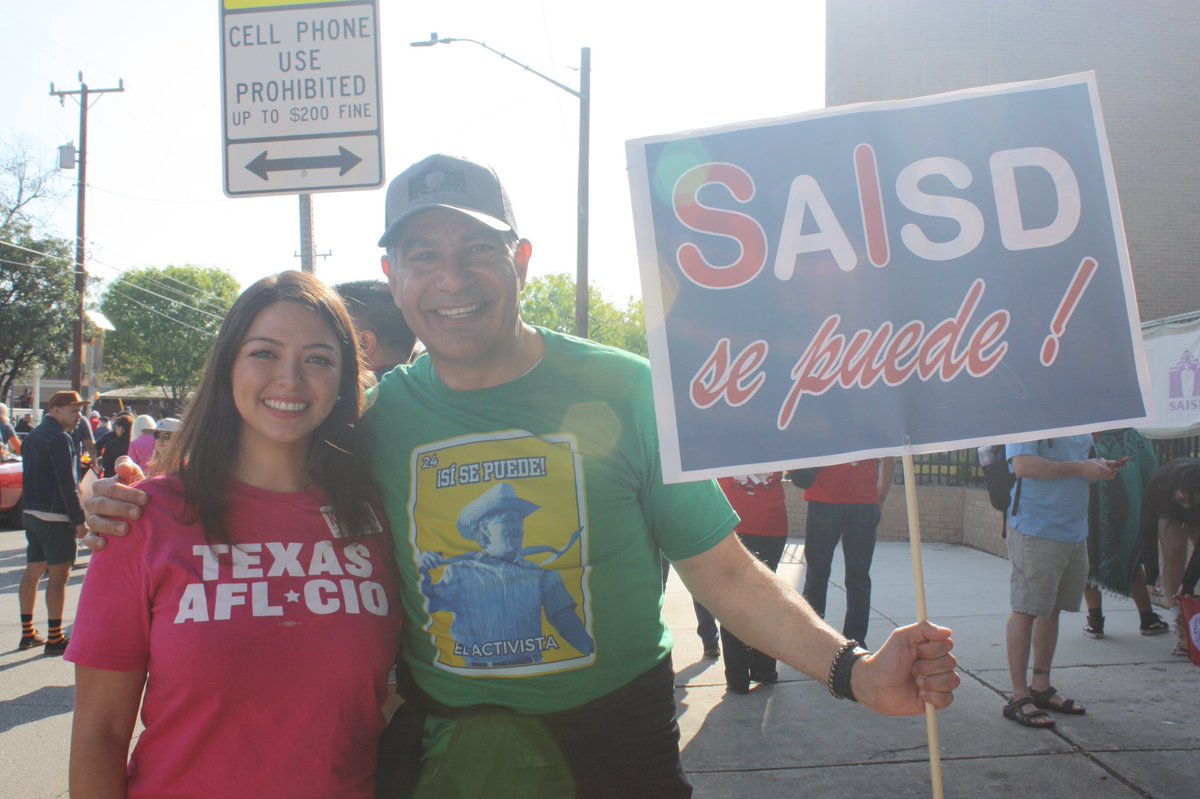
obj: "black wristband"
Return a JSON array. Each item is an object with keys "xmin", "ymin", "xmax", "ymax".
[{"xmin": 827, "ymin": 641, "xmax": 869, "ymax": 701}]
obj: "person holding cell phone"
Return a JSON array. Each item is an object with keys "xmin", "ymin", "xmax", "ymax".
[{"xmin": 1081, "ymin": 428, "xmax": 1170, "ymax": 640}]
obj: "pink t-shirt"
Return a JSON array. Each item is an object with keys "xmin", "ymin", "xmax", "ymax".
[
  {"xmin": 127, "ymin": 434, "xmax": 156, "ymax": 471},
  {"xmin": 68, "ymin": 476, "xmax": 400, "ymax": 799}
]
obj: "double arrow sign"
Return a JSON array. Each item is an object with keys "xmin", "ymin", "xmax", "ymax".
[{"xmin": 245, "ymin": 147, "xmax": 363, "ymax": 181}]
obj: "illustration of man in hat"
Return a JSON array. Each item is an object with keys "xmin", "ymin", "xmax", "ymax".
[{"xmin": 418, "ymin": 482, "xmax": 594, "ymax": 668}]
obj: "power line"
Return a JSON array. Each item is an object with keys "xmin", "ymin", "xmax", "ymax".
[
  {"xmin": 0, "ymin": 236, "xmax": 73, "ymax": 263},
  {"xmin": 1, "ymin": 236, "xmax": 232, "ymax": 316},
  {"xmin": 0, "ymin": 255, "xmax": 78, "ymax": 274},
  {"xmin": 1, "ymin": 256, "xmax": 220, "ymax": 338},
  {"xmin": 1, "ymin": 240, "xmax": 232, "ymax": 340},
  {"xmin": 85, "ymin": 243, "xmax": 233, "ymax": 312},
  {"xmin": 104, "ymin": 286, "xmax": 217, "ymax": 337},
  {"xmin": 85, "ymin": 253, "xmax": 230, "ymax": 315},
  {"xmin": 85, "ymin": 262, "xmax": 227, "ymax": 321}
]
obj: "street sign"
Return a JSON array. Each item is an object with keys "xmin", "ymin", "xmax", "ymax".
[{"xmin": 219, "ymin": 0, "xmax": 384, "ymax": 197}]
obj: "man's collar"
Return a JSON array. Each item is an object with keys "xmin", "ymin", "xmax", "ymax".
[{"xmin": 431, "ymin": 324, "xmax": 546, "ymax": 392}]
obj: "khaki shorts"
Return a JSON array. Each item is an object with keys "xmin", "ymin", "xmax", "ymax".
[{"xmin": 1008, "ymin": 532, "xmax": 1087, "ymax": 617}]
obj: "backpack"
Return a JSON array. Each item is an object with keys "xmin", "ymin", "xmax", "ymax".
[
  {"xmin": 787, "ymin": 467, "xmax": 820, "ymax": 489},
  {"xmin": 978, "ymin": 440, "xmax": 1063, "ymax": 536},
  {"xmin": 977, "ymin": 445, "xmax": 1025, "ymax": 538},
  {"xmin": 978, "ymin": 445, "xmax": 1017, "ymax": 513}
]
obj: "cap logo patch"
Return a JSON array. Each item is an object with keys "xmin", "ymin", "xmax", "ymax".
[{"xmin": 409, "ymin": 164, "xmax": 466, "ymax": 201}]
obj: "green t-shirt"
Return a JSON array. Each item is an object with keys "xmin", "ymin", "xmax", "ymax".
[{"xmin": 366, "ymin": 329, "xmax": 736, "ymax": 713}]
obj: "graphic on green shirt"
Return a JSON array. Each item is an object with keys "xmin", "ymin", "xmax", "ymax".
[{"xmin": 410, "ymin": 430, "xmax": 595, "ymax": 676}]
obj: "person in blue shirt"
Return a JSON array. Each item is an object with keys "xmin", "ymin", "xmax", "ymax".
[{"xmin": 1002, "ymin": 436, "xmax": 1119, "ymax": 729}]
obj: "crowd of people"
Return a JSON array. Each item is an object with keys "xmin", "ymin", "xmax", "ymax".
[{"xmin": 4, "ymin": 151, "xmax": 1193, "ymax": 797}]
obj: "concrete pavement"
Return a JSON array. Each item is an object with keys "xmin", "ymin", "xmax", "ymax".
[{"xmin": 1, "ymin": 524, "xmax": 1196, "ymax": 798}]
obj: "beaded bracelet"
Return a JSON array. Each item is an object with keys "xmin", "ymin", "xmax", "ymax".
[{"xmin": 827, "ymin": 640, "xmax": 869, "ymax": 701}]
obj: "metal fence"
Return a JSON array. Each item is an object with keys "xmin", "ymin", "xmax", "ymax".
[{"xmin": 902, "ymin": 435, "xmax": 1200, "ymax": 486}]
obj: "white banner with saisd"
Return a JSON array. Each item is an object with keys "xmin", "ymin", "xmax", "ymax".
[
  {"xmin": 1140, "ymin": 313, "xmax": 1200, "ymax": 439},
  {"xmin": 626, "ymin": 72, "xmax": 1152, "ymax": 484}
]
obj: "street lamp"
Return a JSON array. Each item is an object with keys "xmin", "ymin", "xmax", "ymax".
[{"xmin": 411, "ymin": 33, "xmax": 591, "ymax": 339}]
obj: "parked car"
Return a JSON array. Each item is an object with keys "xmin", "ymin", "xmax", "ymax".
[{"xmin": 0, "ymin": 454, "xmax": 21, "ymax": 528}]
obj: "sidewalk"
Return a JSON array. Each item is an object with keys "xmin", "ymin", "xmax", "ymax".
[{"xmin": 1, "ymin": 526, "xmax": 1195, "ymax": 798}]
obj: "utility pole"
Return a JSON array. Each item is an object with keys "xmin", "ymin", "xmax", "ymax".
[
  {"xmin": 298, "ymin": 193, "xmax": 315, "ymax": 273},
  {"xmin": 51, "ymin": 73, "xmax": 124, "ymax": 392}
]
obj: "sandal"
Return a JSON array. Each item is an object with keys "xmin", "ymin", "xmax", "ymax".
[
  {"xmin": 1003, "ymin": 696, "xmax": 1055, "ymax": 729},
  {"xmin": 1029, "ymin": 686, "xmax": 1085, "ymax": 715}
]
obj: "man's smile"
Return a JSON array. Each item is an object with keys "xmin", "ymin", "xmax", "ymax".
[{"xmin": 434, "ymin": 303, "xmax": 486, "ymax": 319}]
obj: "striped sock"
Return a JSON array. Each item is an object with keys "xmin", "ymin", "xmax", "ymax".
[
  {"xmin": 21, "ymin": 614, "xmax": 38, "ymax": 640},
  {"xmin": 47, "ymin": 619, "xmax": 64, "ymax": 644}
]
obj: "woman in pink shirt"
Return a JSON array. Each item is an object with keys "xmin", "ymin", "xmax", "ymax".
[
  {"xmin": 68, "ymin": 272, "xmax": 400, "ymax": 799},
  {"xmin": 125, "ymin": 415, "xmax": 157, "ymax": 471}
]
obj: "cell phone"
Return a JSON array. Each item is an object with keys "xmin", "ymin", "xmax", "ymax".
[{"xmin": 1113, "ymin": 456, "xmax": 1132, "ymax": 468}]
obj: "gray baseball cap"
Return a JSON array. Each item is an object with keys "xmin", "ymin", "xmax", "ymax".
[{"xmin": 378, "ymin": 154, "xmax": 518, "ymax": 248}]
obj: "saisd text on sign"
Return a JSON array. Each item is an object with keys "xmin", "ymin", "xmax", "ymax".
[
  {"xmin": 219, "ymin": 0, "xmax": 383, "ymax": 197},
  {"xmin": 626, "ymin": 72, "xmax": 1152, "ymax": 483}
]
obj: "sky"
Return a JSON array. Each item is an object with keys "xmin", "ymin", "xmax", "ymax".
[{"xmin": 0, "ymin": 1, "xmax": 825, "ymax": 310}]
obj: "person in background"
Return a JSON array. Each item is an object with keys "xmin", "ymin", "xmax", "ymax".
[
  {"xmin": 98, "ymin": 415, "xmax": 135, "ymax": 479},
  {"xmin": 15, "ymin": 414, "xmax": 34, "ymax": 434},
  {"xmin": 692, "ymin": 601, "xmax": 721, "ymax": 660},
  {"xmin": 1082, "ymin": 428, "xmax": 1169, "ymax": 639},
  {"xmin": 126, "ymin": 415, "xmax": 157, "ymax": 472},
  {"xmin": 792, "ymin": 458, "xmax": 896, "ymax": 648},
  {"xmin": 71, "ymin": 414, "xmax": 97, "ymax": 480},
  {"xmin": 1140, "ymin": 458, "xmax": 1200, "ymax": 656},
  {"xmin": 334, "ymin": 279, "xmax": 418, "ymax": 377},
  {"xmin": 67, "ymin": 271, "xmax": 399, "ymax": 798},
  {"xmin": 18, "ymin": 391, "xmax": 89, "ymax": 655},
  {"xmin": 716, "ymin": 473, "xmax": 791, "ymax": 693},
  {"xmin": 93, "ymin": 420, "xmax": 113, "ymax": 453},
  {"xmin": 146, "ymin": 418, "xmax": 181, "ymax": 475},
  {"xmin": 1003, "ymin": 436, "xmax": 1118, "ymax": 729},
  {"xmin": 0, "ymin": 402, "xmax": 21, "ymax": 455},
  {"xmin": 660, "ymin": 557, "xmax": 720, "ymax": 659}
]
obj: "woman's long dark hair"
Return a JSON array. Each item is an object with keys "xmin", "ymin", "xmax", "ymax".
[{"xmin": 157, "ymin": 271, "xmax": 373, "ymax": 546}]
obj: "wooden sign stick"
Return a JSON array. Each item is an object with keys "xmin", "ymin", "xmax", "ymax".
[{"xmin": 901, "ymin": 451, "xmax": 945, "ymax": 799}]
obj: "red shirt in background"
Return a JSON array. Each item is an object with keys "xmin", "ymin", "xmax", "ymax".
[
  {"xmin": 718, "ymin": 473, "xmax": 788, "ymax": 537},
  {"xmin": 804, "ymin": 460, "xmax": 883, "ymax": 504}
]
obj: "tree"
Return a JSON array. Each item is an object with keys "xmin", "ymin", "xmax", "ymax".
[
  {"xmin": 1, "ymin": 139, "xmax": 64, "ymax": 230},
  {"xmin": 0, "ymin": 142, "xmax": 76, "ymax": 402},
  {"xmin": 521, "ymin": 273, "xmax": 647, "ymax": 357},
  {"xmin": 100, "ymin": 265, "xmax": 240, "ymax": 411},
  {"xmin": 0, "ymin": 224, "xmax": 75, "ymax": 402}
]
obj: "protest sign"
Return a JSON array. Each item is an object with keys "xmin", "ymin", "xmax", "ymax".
[{"xmin": 627, "ymin": 72, "xmax": 1152, "ymax": 483}]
